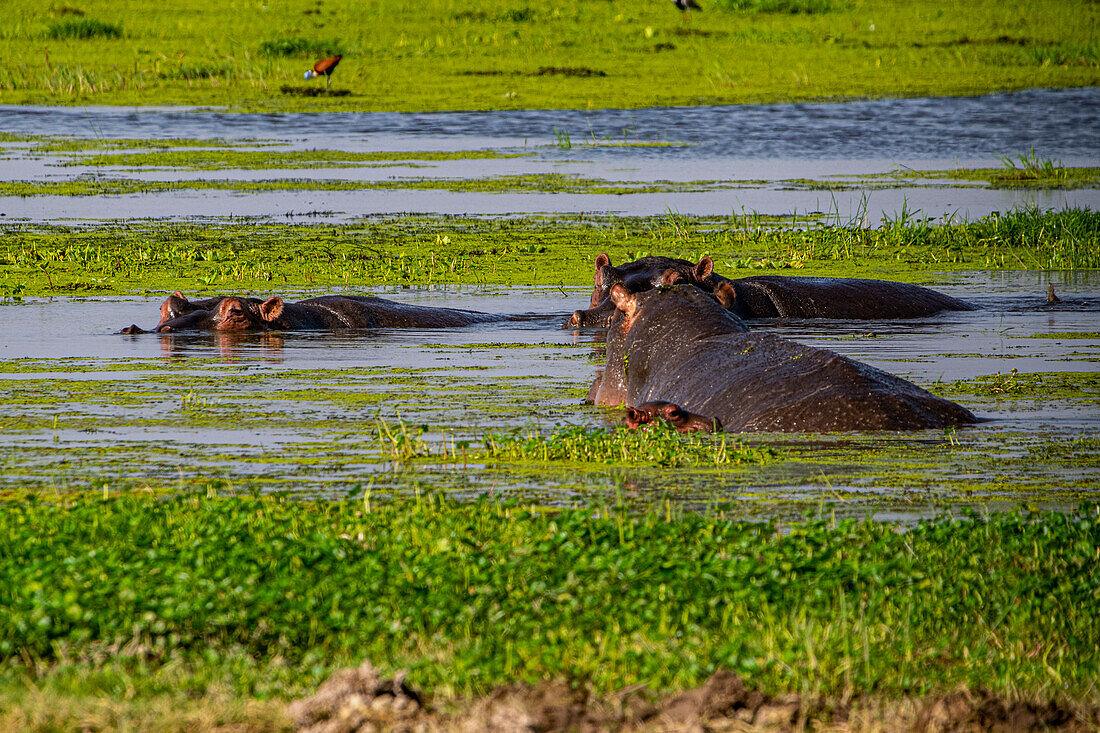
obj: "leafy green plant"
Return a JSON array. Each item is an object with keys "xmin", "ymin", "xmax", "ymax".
[{"xmin": 0, "ymin": 494, "xmax": 1097, "ymax": 702}]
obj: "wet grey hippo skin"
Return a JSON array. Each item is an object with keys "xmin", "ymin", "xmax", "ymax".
[
  {"xmin": 591, "ymin": 284, "xmax": 977, "ymax": 433},
  {"xmin": 624, "ymin": 401, "xmax": 721, "ymax": 433},
  {"xmin": 125, "ymin": 293, "xmax": 507, "ymax": 333},
  {"xmin": 565, "ymin": 254, "xmax": 976, "ymax": 328}
]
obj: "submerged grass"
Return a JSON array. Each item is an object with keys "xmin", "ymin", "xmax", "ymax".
[
  {"xmin": 0, "ymin": 208, "xmax": 1096, "ymax": 298},
  {"xmin": 375, "ymin": 419, "xmax": 779, "ymax": 467},
  {"xmin": 0, "ymin": 494, "xmax": 1097, "ymax": 706},
  {"xmin": 2, "ymin": 0, "xmax": 1098, "ymax": 111}
]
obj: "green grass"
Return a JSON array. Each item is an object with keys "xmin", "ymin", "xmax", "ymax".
[
  {"xmin": 0, "ymin": 494, "xmax": 1096, "ymax": 708},
  {"xmin": 1, "ymin": 0, "xmax": 1097, "ymax": 111},
  {"xmin": 0, "ymin": 207, "xmax": 1095, "ymax": 298},
  {"xmin": 258, "ymin": 38, "xmax": 343, "ymax": 59}
]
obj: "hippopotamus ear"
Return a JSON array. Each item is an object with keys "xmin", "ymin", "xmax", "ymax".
[
  {"xmin": 714, "ymin": 282, "xmax": 737, "ymax": 310},
  {"xmin": 660, "ymin": 269, "xmax": 683, "ymax": 286},
  {"xmin": 693, "ymin": 256, "xmax": 714, "ymax": 281},
  {"xmin": 609, "ymin": 284, "xmax": 637, "ymax": 315},
  {"xmin": 593, "ymin": 253, "xmax": 612, "ymax": 284},
  {"xmin": 259, "ymin": 296, "xmax": 284, "ymax": 322},
  {"xmin": 161, "ymin": 292, "xmax": 191, "ymax": 322}
]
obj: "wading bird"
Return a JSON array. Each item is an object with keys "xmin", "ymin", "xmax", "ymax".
[
  {"xmin": 672, "ymin": 0, "xmax": 701, "ymax": 15},
  {"xmin": 304, "ymin": 54, "xmax": 342, "ymax": 90}
]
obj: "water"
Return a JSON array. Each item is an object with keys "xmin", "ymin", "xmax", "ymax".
[
  {"xmin": 2, "ymin": 88, "xmax": 1098, "ymax": 223},
  {"xmin": 2, "ymin": 88, "xmax": 1098, "ymax": 161},
  {"xmin": 1, "ymin": 273, "xmax": 1097, "ymax": 518}
]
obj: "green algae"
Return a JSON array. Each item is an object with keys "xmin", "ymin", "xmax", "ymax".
[
  {"xmin": 60, "ymin": 148, "xmax": 529, "ymax": 170},
  {"xmin": 929, "ymin": 369, "xmax": 1100, "ymax": 401},
  {"xmin": 1019, "ymin": 331, "xmax": 1100, "ymax": 340},
  {"xmin": 1, "ymin": 354, "xmax": 1096, "ymax": 514},
  {"xmin": 0, "ymin": 173, "xmax": 718, "ymax": 198},
  {"xmin": 879, "ymin": 165, "xmax": 1100, "ymax": 190}
]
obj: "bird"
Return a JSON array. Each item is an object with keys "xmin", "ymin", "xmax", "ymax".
[
  {"xmin": 673, "ymin": 0, "xmax": 701, "ymax": 12},
  {"xmin": 304, "ymin": 54, "xmax": 342, "ymax": 90}
]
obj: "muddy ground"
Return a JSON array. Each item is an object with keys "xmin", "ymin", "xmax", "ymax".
[{"xmin": 287, "ymin": 661, "xmax": 1100, "ymax": 733}]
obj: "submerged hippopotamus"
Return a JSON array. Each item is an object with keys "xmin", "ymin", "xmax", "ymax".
[
  {"xmin": 121, "ymin": 292, "xmax": 506, "ymax": 333},
  {"xmin": 565, "ymin": 254, "xmax": 976, "ymax": 328},
  {"xmin": 592, "ymin": 283, "xmax": 976, "ymax": 433},
  {"xmin": 624, "ymin": 401, "xmax": 721, "ymax": 433}
]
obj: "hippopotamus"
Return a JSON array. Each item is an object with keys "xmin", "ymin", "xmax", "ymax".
[
  {"xmin": 624, "ymin": 401, "xmax": 721, "ymax": 433},
  {"xmin": 591, "ymin": 283, "xmax": 977, "ymax": 433},
  {"xmin": 567, "ymin": 254, "xmax": 976, "ymax": 328},
  {"xmin": 121, "ymin": 293, "xmax": 507, "ymax": 333}
]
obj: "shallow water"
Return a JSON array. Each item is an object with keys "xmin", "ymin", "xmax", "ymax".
[
  {"xmin": 2, "ymin": 88, "xmax": 1097, "ymax": 223},
  {"xmin": 1, "ymin": 272, "xmax": 1097, "ymax": 519},
  {"xmin": 3, "ymin": 88, "xmax": 1098, "ymax": 161}
]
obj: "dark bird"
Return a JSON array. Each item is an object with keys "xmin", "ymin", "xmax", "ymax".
[
  {"xmin": 304, "ymin": 54, "xmax": 342, "ymax": 90},
  {"xmin": 673, "ymin": 0, "xmax": 701, "ymax": 12}
]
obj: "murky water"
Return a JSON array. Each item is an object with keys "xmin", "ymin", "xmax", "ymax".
[
  {"xmin": 2, "ymin": 272, "xmax": 1097, "ymax": 518},
  {"xmin": 2, "ymin": 88, "xmax": 1097, "ymax": 223}
]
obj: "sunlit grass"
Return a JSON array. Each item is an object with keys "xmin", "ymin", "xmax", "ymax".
[
  {"xmin": 1, "ymin": 0, "xmax": 1097, "ymax": 110},
  {"xmin": 1, "ymin": 208, "xmax": 1096, "ymax": 298}
]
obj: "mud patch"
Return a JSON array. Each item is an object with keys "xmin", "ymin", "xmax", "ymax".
[
  {"xmin": 279, "ymin": 86, "xmax": 353, "ymax": 97},
  {"xmin": 287, "ymin": 661, "xmax": 423, "ymax": 733},
  {"xmin": 916, "ymin": 688, "xmax": 1089, "ymax": 732},
  {"xmin": 533, "ymin": 66, "xmax": 607, "ymax": 77},
  {"xmin": 289, "ymin": 663, "xmax": 1097, "ymax": 732}
]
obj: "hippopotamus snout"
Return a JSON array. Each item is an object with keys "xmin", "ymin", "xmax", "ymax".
[{"xmin": 625, "ymin": 401, "xmax": 722, "ymax": 433}]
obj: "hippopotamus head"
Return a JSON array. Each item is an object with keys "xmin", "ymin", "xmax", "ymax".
[
  {"xmin": 590, "ymin": 253, "xmax": 722, "ymax": 309},
  {"xmin": 566, "ymin": 269, "xmax": 739, "ymax": 329},
  {"xmin": 157, "ymin": 293, "xmax": 269, "ymax": 327},
  {"xmin": 625, "ymin": 401, "xmax": 721, "ymax": 433},
  {"xmin": 156, "ymin": 296, "xmax": 286, "ymax": 332}
]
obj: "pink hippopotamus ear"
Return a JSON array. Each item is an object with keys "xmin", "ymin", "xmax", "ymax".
[
  {"xmin": 660, "ymin": 269, "xmax": 683, "ymax": 286},
  {"xmin": 259, "ymin": 296, "xmax": 284, "ymax": 322},
  {"xmin": 693, "ymin": 256, "xmax": 713, "ymax": 281}
]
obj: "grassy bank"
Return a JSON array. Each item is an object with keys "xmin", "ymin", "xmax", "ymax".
[
  {"xmin": 1, "ymin": 207, "xmax": 1097, "ymax": 300},
  {"xmin": 1, "ymin": 0, "xmax": 1097, "ymax": 111},
  {"xmin": 0, "ymin": 494, "xmax": 1096, "ymax": 728}
]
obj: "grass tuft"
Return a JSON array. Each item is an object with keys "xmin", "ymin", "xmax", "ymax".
[
  {"xmin": 259, "ymin": 38, "xmax": 342, "ymax": 58},
  {"xmin": 46, "ymin": 18, "xmax": 121, "ymax": 40}
]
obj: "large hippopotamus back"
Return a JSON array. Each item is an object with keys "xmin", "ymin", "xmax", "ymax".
[{"xmin": 593, "ymin": 284, "xmax": 977, "ymax": 433}]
